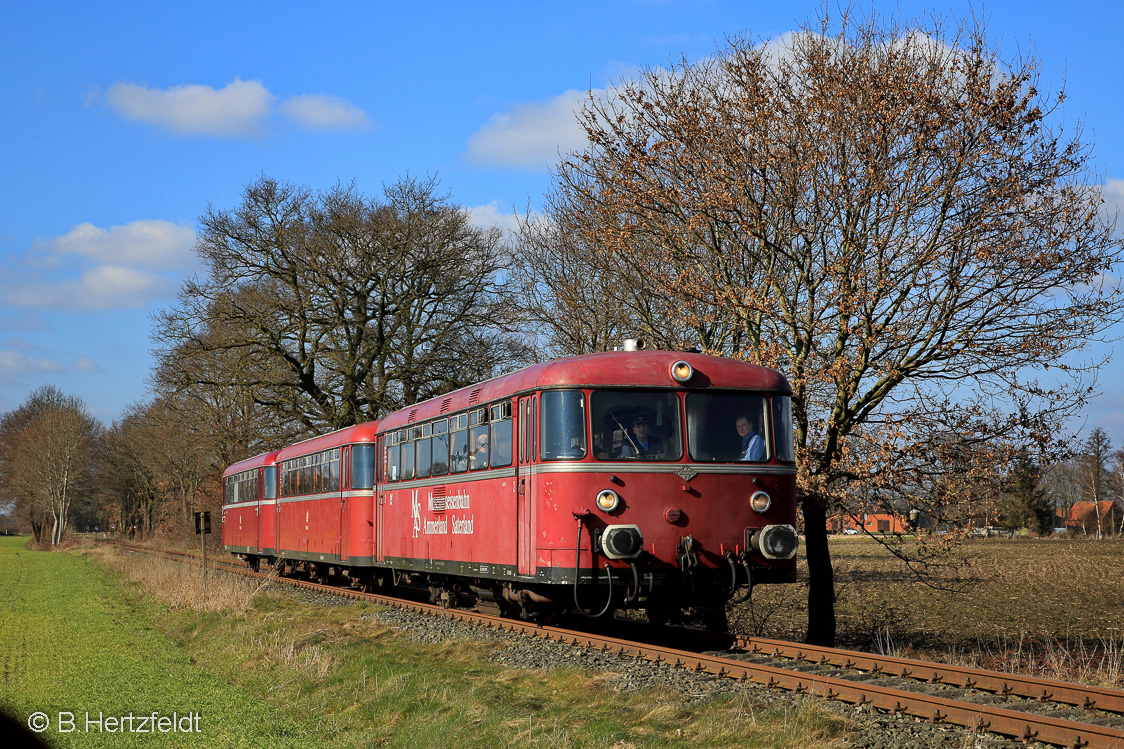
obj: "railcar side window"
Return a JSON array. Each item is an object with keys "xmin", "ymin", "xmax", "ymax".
[
  {"xmin": 540, "ymin": 390, "xmax": 587, "ymax": 460},
  {"xmin": 469, "ymin": 424, "xmax": 489, "ymax": 470},
  {"xmin": 772, "ymin": 396, "xmax": 795, "ymax": 462},
  {"xmin": 264, "ymin": 466, "xmax": 277, "ymax": 500},
  {"xmin": 386, "ymin": 443, "xmax": 400, "ymax": 482},
  {"xmin": 450, "ymin": 413, "xmax": 468, "ymax": 473},
  {"xmin": 416, "ymin": 436, "xmax": 432, "ymax": 479},
  {"xmin": 490, "ymin": 401, "xmax": 513, "ymax": 468},
  {"xmin": 431, "ymin": 418, "xmax": 449, "ymax": 476},
  {"xmin": 685, "ymin": 393, "xmax": 769, "ymax": 462},
  {"xmin": 589, "ymin": 390, "xmax": 681, "ymax": 461},
  {"xmin": 352, "ymin": 444, "xmax": 376, "ymax": 489},
  {"xmin": 401, "ymin": 432, "xmax": 416, "ymax": 480}
]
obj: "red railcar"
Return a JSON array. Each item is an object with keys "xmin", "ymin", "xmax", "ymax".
[
  {"xmin": 273, "ymin": 422, "xmax": 380, "ymax": 570},
  {"xmin": 220, "ymin": 450, "xmax": 280, "ymax": 566},
  {"xmin": 224, "ymin": 349, "xmax": 798, "ymax": 625}
]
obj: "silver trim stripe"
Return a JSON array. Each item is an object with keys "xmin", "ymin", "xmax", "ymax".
[
  {"xmin": 528, "ymin": 462, "xmax": 797, "ymax": 476},
  {"xmin": 380, "ymin": 466, "xmax": 519, "ymax": 492}
]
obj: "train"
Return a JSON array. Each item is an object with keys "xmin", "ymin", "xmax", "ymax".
[{"xmin": 221, "ymin": 348, "xmax": 799, "ymax": 628}]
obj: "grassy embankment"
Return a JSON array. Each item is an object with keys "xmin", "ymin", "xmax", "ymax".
[
  {"xmin": 0, "ymin": 537, "xmax": 847, "ymax": 748},
  {"xmin": 738, "ymin": 536, "xmax": 1124, "ymax": 685}
]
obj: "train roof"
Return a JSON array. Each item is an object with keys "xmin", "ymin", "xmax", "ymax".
[
  {"xmin": 377, "ymin": 350, "xmax": 790, "ymax": 433},
  {"xmin": 222, "ymin": 449, "xmax": 281, "ymax": 478},
  {"xmin": 275, "ymin": 420, "xmax": 381, "ymax": 462}
]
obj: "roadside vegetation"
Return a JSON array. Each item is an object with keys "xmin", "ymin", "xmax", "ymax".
[{"xmin": 2, "ymin": 537, "xmax": 848, "ymax": 748}]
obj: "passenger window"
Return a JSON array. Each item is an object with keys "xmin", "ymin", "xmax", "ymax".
[
  {"xmin": 387, "ymin": 444, "xmax": 400, "ymax": 482},
  {"xmin": 416, "ymin": 437, "xmax": 432, "ymax": 478},
  {"xmin": 450, "ymin": 414, "xmax": 468, "ymax": 473},
  {"xmin": 469, "ymin": 425, "xmax": 489, "ymax": 470}
]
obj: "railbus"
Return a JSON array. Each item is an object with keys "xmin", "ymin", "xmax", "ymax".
[{"xmin": 223, "ymin": 348, "xmax": 798, "ymax": 627}]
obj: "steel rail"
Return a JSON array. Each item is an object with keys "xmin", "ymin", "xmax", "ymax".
[
  {"xmin": 732, "ymin": 634, "xmax": 1124, "ymax": 715},
  {"xmin": 104, "ymin": 542, "xmax": 1124, "ymax": 748}
]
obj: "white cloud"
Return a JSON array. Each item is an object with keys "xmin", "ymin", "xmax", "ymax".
[
  {"xmin": 2, "ymin": 219, "xmax": 196, "ymax": 311},
  {"xmin": 465, "ymin": 89, "xmax": 592, "ymax": 171},
  {"xmin": 1103, "ymin": 179, "xmax": 1124, "ymax": 224},
  {"xmin": 103, "ymin": 78, "xmax": 371, "ymax": 138},
  {"xmin": 0, "ymin": 350, "xmax": 64, "ymax": 384},
  {"xmin": 280, "ymin": 94, "xmax": 371, "ymax": 131},
  {"xmin": 34, "ymin": 220, "xmax": 197, "ymax": 271},
  {"xmin": 468, "ymin": 202, "xmax": 523, "ymax": 236},
  {"xmin": 5, "ymin": 266, "xmax": 173, "ymax": 310},
  {"xmin": 105, "ymin": 77, "xmax": 276, "ymax": 137},
  {"xmin": 0, "ymin": 350, "xmax": 103, "ymax": 385}
]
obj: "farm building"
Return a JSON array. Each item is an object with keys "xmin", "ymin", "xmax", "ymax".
[
  {"xmin": 1057, "ymin": 500, "xmax": 1124, "ymax": 536},
  {"xmin": 826, "ymin": 512, "xmax": 911, "ymax": 535}
]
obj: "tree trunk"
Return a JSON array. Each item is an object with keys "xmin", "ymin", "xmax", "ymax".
[{"xmin": 801, "ymin": 496, "xmax": 836, "ymax": 646}]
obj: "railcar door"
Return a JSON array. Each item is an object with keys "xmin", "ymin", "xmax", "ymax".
[
  {"xmin": 252, "ymin": 467, "xmax": 263, "ymax": 552},
  {"xmin": 374, "ymin": 436, "xmax": 385, "ymax": 563},
  {"xmin": 515, "ymin": 395, "xmax": 536, "ymax": 575},
  {"xmin": 341, "ymin": 446, "xmax": 350, "ymax": 562}
]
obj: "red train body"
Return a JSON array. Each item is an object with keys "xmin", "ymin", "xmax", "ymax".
[{"xmin": 222, "ymin": 350, "xmax": 799, "ymax": 625}]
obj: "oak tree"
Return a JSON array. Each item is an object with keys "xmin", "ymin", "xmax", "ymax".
[
  {"xmin": 520, "ymin": 13, "xmax": 1124, "ymax": 644},
  {"xmin": 154, "ymin": 175, "xmax": 532, "ymax": 437}
]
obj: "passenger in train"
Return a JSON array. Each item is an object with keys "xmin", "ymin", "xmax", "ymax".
[
  {"xmin": 736, "ymin": 415, "xmax": 766, "ymax": 461},
  {"xmin": 619, "ymin": 414, "xmax": 666, "ymax": 459},
  {"xmin": 471, "ymin": 433, "xmax": 489, "ymax": 469}
]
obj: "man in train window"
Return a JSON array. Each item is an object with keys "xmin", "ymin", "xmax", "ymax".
[
  {"xmin": 736, "ymin": 415, "xmax": 766, "ymax": 461},
  {"xmin": 471, "ymin": 433, "xmax": 489, "ymax": 469},
  {"xmin": 620, "ymin": 414, "xmax": 665, "ymax": 459}
]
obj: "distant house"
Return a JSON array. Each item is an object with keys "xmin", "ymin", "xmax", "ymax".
[
  {"xmin": 826, "ymin": 512, "xmax": 910, "ymax": 534},
  {"xmin": 1057, "ymin": 500, "xmax": 1123, "ymax": 536}
]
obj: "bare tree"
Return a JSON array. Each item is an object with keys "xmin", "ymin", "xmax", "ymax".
[
  {"xmin": 1079, "ymin": 427, "xmax": 1113, "ymax": 538},
  {"xmin": 154, "ymin": 175, "xmax": 533, "ymax": 435},
  {"xmin": 0, "ymin": 387, "xmax": 100, "ymax": 545},
  {"xmin": 521, "ymin": 12, "xmax": 1124, "ymax": 644},
  {"xmin": 1114, "ymin": 447, "xmax": 1124, "ymax": 535}
]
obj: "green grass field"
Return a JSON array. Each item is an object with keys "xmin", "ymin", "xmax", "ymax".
[
  {"xmin": 0, "ymin": 537, "xmax": 847, "ymax": 748},
  {"xmin": 0, "ymin": 535, "xmax": 311, "ymax": 747}
]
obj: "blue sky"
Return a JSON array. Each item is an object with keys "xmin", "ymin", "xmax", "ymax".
[{"xmin": 1, "ymin": 0, "xmax": 1122, "ymax": 449}]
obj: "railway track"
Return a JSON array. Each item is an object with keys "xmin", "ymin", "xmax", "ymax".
[{"xmin": 105, "ymin": 541, "xmax": 1124, "ymax": 748}]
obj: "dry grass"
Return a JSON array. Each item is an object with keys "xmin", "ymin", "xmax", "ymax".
[
  {"xmin": 735, "ymin": 536, "xmax": 1124, "ymax": 687},
  {"xmin": 82, "ymin": 543, "xmax": 269, "ymax": 613}
]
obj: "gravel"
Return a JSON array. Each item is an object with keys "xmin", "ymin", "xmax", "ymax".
[
  {"xmin": 268, "ymin": 583, "xmax": 1058, "ymax": 748},
  {"xmin": 365, "ymin": 602, "xmax": 1060, "ymax": 748}
]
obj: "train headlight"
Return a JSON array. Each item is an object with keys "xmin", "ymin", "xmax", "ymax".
[
  {"xmin": 670, "ymin": 360, "xmax": 694, "ymax": 383},
  {"xmin": 601, "ymin": 524, "xmax": 643, "ymax": 559},
  {"xmin": 595, "ymin": 489, "xmax": 621, "ymax": 513},
  {"xmin": 750, "ymin": 491, "xmax": 772, "ymax": 513},
  {"xmin": 749, "ymin": 524, "xmax": 798, "ymax": 560}
]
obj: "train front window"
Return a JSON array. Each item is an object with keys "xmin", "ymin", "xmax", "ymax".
[
  {"xmin": 540, "ymin": 390, "xmax": 587, "ymax": 460},
  {"xmin": 685, "ymin": 393, "xmax": 769, "ymax": 462},
  {"xmin": 772, "ymin": 396, "xmax": 795, "ymax": 462},
  {"xmin": 589, "ymin": 391, "xmax": 682, "ymax": 461}
]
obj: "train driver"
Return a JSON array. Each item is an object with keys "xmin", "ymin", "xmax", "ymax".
[
  {"xmin": 736, "ymin": 415, "xmax": 766, "ymax": 461},
  {"xmin": 620, "ymin": 414, "xmax": 665, "ymax": 459}
]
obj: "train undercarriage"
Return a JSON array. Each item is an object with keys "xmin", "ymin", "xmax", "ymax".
[{"xmin": 235, "ymin": 551, "xmax": 795, "ymax": 631}]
